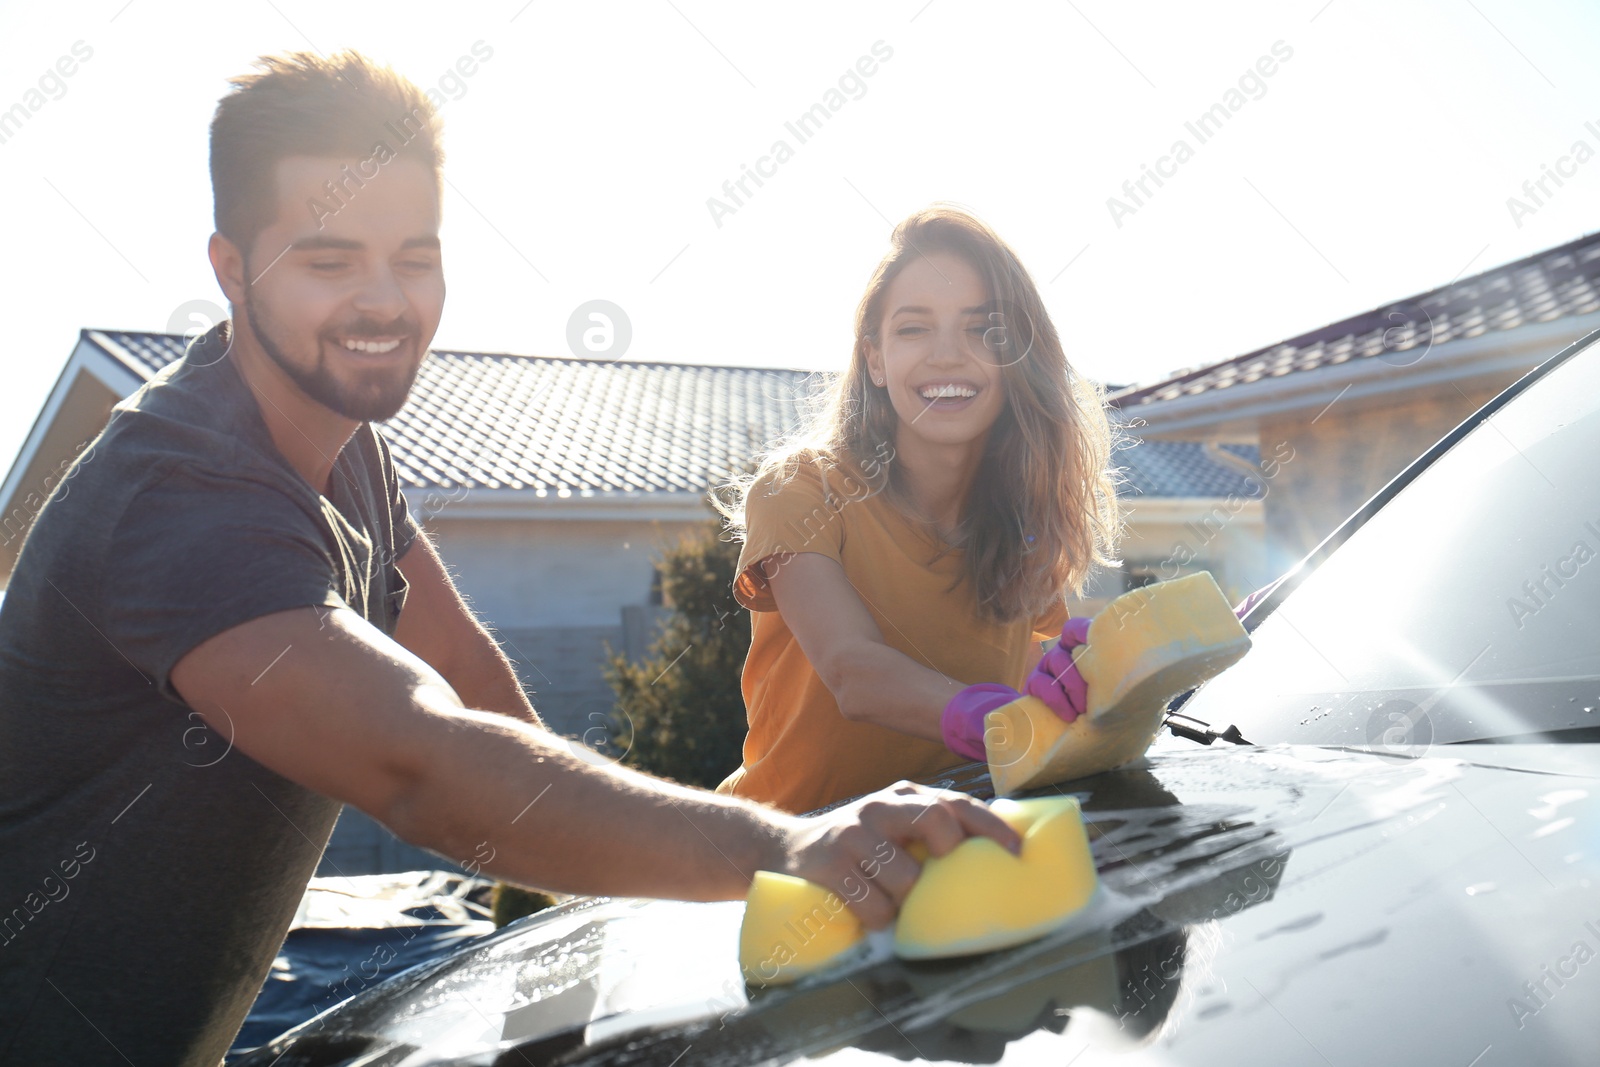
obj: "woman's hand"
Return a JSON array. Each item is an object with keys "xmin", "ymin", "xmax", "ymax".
[
  {"xmin": 1023, "ymin": 616, "xmax": 1093, "ymax": 722},
  {"xmin": 941, "ymin": 616, "xmax": 1093, "ymax": 761},
  {"xmin": 939, "ymin": 683, "xmax": 1022, "ymax": 761}
]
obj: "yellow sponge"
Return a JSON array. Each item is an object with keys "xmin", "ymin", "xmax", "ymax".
[
  {"xmin": 740, "ymin": 871, "xmax": 865, "ymax": 986},
  {"xmin": 738, "ymin": 798, "xmax": 1101, "ymax": 981},
  {"xmin": 987, "ymin": 572, "xmax": 1250, "ymax": 796},
  {"xmin": 894, "ymin": 795, "xmax": 1097, "ymax": 959}
]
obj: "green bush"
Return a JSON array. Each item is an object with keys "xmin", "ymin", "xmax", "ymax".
[
  {"xmin": 490, "ymin": 883, "xmax": 558, "ymax": 928},
  {"xmin": 603, "ymin": 516, "xmax": 752, "ymax": 789}
]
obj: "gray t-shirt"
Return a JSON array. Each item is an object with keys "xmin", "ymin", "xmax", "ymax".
[{"xmin": 0, "ymin": 321, "xmax": 420, "ymax": 1065}]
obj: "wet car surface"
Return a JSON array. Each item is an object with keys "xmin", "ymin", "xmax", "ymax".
[
  {"xmin": 239, "ymin": 331, "xmax": 1600, "ymax": 1066},
  {"xmin": 238, "ymin": 746, "xmax": 1597, "ymax": 1066}
]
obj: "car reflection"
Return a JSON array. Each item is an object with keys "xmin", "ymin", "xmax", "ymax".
[
  {"xmin": 539, "ymin": 768, "xmax": 1294, "ymax": 1067},
  {"xmin": 673, "ymin": 811, "xmax": 1286, "ymax": 1065},
  {"xmin": 245, "ymin": 746, "xmax": 1462, "ymax": 1067}
]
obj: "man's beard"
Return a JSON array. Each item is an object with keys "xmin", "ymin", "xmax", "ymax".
[{"xmin": 242, "ymin": 282, "xmax": 423, "ymax": 423}]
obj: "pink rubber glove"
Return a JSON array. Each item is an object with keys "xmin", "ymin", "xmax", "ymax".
[
  {"xmin": 1024, "ymin": 616, "xmax": 1093, "ymax": 723},
  {"xmin": 1233, "ymin": 574, "xmax": 1286, "ymax": 619},
  {"xmin": 940, "ymin": 683, "xmax": 1021, "ymax": 762}
]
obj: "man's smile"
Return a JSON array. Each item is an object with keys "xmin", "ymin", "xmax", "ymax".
[
  {"xmin": 326, "ymin": 334, "xmax": 413, "ymax": 360},
  {"xmin": 338, "ymin": 336, "xmax": 405, "ymax": 354}
]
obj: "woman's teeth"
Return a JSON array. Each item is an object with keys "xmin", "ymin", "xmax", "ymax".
[
  {"xmin": 341, "ymin": 337, "xmax": 403, "ymax": 354},
  {"xmin": 918, "ymin": 384, "xmax": 977, "ymax": 400}
]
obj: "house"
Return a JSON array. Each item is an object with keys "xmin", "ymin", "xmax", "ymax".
[
  {"xmin": 1109, "ymin": 231, "xmax": 1600, "ymax": 578},
  {"xmin": 0, "ymin": 329, "xmax": 1264, "ymax": 872}
]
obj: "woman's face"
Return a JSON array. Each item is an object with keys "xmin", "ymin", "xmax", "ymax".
[{"xmin": 866, "ymin": 250, "xmax": 1007, "ymax": 453}]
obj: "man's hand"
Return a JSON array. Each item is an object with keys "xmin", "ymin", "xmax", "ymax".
[{"xmin": 779, "ymin": 782, "xmax": 1021, "ymax": 930}]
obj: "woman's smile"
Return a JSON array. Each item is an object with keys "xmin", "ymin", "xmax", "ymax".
[{"xmin": 912, "ymin": 378, "xmax": 984, "ymax": 414}]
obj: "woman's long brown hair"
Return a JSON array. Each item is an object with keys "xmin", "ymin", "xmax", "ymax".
[{"xmin": 722, "ymin": 204, "xmax": 1122, "ymax": 623}]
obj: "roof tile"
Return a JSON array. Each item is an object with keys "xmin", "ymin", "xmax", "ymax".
[
  {"xmin": 91, "ymin": 331, "xmax": 1256, "ymax": 501},
  {"xmin": 1110, "ymin": 230, "xmax": 1600, "ymax": 409}
]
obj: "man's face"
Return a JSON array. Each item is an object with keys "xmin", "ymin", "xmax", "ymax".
[{"xmin": 239, "ymin": 155, "xmax": 444, "ymax": 422}]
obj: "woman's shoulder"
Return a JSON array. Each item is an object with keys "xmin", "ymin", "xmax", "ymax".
[{"xmin": 750, "ymin": 447, "xmax": 882, "ymax": 508}]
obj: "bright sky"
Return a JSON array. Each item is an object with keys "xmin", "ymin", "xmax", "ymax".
[{"xmin": 2, "ymin": 0, "xmax": 1597, "ymax": 475}]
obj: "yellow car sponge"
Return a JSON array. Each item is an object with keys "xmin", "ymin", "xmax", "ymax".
[
  {"xmin": 895, "ymin": 796, "xmax": 1097, "ymax": 959},
  {"xmin": 739, "ymin": 798, "xmax": 1102, "ymax": 981},
  {"xmin": 740, "ymin": 871, "xmax": 865, "ymax": 986},
  {"xmin": 987, "ymin": 572, "xmax": 1250, "ymax": 796}
]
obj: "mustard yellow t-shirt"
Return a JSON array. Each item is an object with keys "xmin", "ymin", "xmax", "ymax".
[{"xmin": 715, "ymin": 452, "xmax": 1069, "ymax": 814}]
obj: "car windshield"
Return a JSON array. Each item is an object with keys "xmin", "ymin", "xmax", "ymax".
[{"xmin": 1184, "ymin": 332, "xmax": 1600, "ymax": 747}]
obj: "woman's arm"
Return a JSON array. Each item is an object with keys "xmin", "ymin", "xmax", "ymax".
[{"xmin": 763, "ymin": 551, "xmax": 960, "ymax": 741}]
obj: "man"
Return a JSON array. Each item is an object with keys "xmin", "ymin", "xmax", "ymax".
[{"xmin": 0, "ymin": 51, "xmax": 1016, "ymax": 1064}]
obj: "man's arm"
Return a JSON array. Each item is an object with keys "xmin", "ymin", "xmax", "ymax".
[
  {"xmin": 392, "ymin": 528, "xmax": 542, "ymax": 727},
  {"xmin": 170, "ymin": 605, "xmax": 1018, "ymax": 927}
]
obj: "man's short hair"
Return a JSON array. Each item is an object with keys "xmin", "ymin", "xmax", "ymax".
[{"xmin": 209, "ymin": 50, "xmax": 443, "ymax": 261}]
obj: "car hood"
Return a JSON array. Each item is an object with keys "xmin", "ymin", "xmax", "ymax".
[{"xmin": 238, "ymin": 743, "xmax": 1600, "ymax": 1067}]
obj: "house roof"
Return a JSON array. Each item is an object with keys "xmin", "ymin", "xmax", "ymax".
[
  {"xmin": 1109, "ymin": 230, "xmax": 1600, "ymax": 410},
  {"xmin": 85, "ymin": 330, "xmax": 1258, "ymax": 501},
  {"xmin": 94, "ymin": 331, "xmax": 813, "ymax": 497},
  {"xmin": 1116, "ymin": 441, "xmax": 1261, "ymax": 500}
]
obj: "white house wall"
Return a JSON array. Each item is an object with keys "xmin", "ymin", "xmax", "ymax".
[
  {"xmin": 423, "ymin": 515, "xmax": 701, "ymax": 630},
  {"xmin": 421, "ymin": 514, "xmax": 701, "ymax": 737}
]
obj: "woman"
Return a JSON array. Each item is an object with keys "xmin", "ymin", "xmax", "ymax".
[{"xmin": 715, "ymin": 205, "xmax": 1122, "ymax": 814}]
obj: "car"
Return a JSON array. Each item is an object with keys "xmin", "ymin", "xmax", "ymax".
[{"xmin": 236, "ymin": 329, "xmax": 1600, "ymax": 1067}]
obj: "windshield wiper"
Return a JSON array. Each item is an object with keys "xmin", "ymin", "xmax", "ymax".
[
  {"xmin": 1165, "ymin": 710, "xmax": 1252, "ymax": 746},
  {"xmin": 1452, "ymin": 725, "xmax": 1600, "ymax": 745}
]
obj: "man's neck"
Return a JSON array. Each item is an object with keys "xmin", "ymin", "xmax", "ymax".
[{"xmin": 228, "ymin": 328, "xmax": 360, "ymax": 497}]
